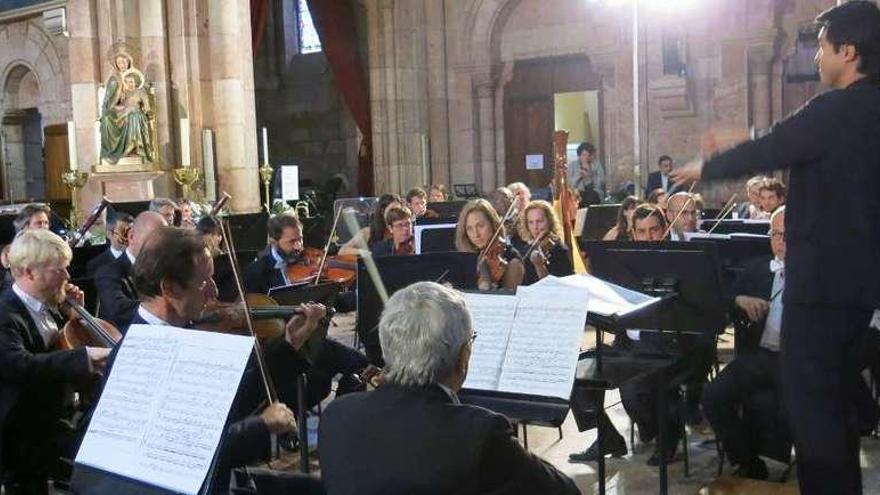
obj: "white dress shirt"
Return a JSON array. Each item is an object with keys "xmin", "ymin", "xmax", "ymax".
[
  {"xmin": 136, "ymin": 305, "xmax": 171, "ymax": 326},
  {"xmin": 12, "ymin": 284, "xmax": 59, "ymax": 347},
  {"xmin": 110, "ymin": 246, "xmax": 124, "ymax": 259},
  {"xmin": 760, "ymin": 259, "xmax": 785, "ymax": 352},
  {"xmin": 270, "ymin": 246, "xmax": 292, "ymax": 286}
]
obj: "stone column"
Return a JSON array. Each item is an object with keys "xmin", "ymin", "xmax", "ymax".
[
  {"xmin": 474, "ymin": 76, "xmax": 497, "ymax": 192},
  {"xmin": 208, "ymin": 0, "xmax": 260, "ymax": 212}
]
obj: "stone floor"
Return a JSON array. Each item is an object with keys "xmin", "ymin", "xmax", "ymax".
[{"xmin": 327, "ymin": 312, "xmax": 880, "ymax": 495}]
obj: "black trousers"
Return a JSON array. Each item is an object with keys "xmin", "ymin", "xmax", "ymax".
[
  {"xmin": 702, "ymin": 348, "xmax": 779, "ymax": 465},
  {"xmin": 781, "ymin": 303, "xmax": 873, "ymax": 495}
]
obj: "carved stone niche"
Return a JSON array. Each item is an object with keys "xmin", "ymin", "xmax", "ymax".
[{"xmin": 648, "ymin": 75, "xmax": 696, "ymax": 119}]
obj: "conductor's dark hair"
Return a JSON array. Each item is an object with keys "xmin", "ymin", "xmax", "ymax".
[
  {"xmin": 576, "ymin": 142, "xmax": 596, "ymax": 156},
  {"xmin": 816, "ymin": 1, "xmax": 880, "ymax": 81},
  {"xmin": 132, "ymin": 227, "xmax": 209, "ymax": 298},
  {"xmin": 267, "ymin": 212, "xmax": 302, "ymax": 241},
  {"xmin": 13, "ymin": 203, "xmax": 51, "ymax": 232},
  {"xmin": 657, "ymin": 155, "xmax": 672, "ymax": 165}
]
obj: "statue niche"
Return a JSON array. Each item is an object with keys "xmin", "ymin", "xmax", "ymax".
[{"xmin": 98, "ymin": 44, "xmax": 157, "ymax": 170}]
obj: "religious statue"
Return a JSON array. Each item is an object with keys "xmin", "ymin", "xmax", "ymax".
[{"xmin": 99, "ymin": 44, "xmax": 155, "ymax": 165}]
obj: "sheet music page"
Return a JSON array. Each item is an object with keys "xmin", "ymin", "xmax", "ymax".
[
  {"xmin": 497, "ymin": 286, "xmax": 590, "ymax": 399},
  {"xmin": 534, "ymin": 274, "xmax": 656, "ymax": 317},
  {"xmin": 461, "ymin": 292, "xmax": 519, "ymax": 391},
  {"xmin": 75, "ymin": 324, "xmax": 255, "ymax": 495}
]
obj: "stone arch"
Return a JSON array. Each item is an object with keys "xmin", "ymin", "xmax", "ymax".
[{"xmin": 2, "ymin": 61, "xmax": 41, "ymax": 111}]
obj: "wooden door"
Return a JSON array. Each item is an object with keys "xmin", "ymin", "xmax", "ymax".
[
  {"xmin": 43, "ymin": 124, "xmax": 70, "ymax": 201},
  {"xmin": 504, "ymin": 97, "xmax": 553, "ymax": 186}
]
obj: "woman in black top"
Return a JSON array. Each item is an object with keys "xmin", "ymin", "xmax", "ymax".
[{"xmin": 513, "ymin": 200, "xmax": 573, "ymax": 285}]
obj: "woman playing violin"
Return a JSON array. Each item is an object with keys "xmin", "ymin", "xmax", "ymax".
[
  {"xmin": 455, "ymin": 199, "xmax": 524, "ymax": 291},
  {"xmin": 338, "ymin": 193, "xmax": 400, "ymax": 257},
  {"xmin": 371, "ymin": 205, "xmax": 415, "ymax": 257},
  {"xmin": 512, "ymin": 200, "xmax": 574, "ymax": 285}
]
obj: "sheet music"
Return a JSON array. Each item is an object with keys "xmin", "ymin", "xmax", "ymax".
[
  {"xmin": 461, "ymin": 293, "xmax": 519, "ymax": 391},
  {"xmin": 534, "ymin": 274, "xmax": 657, "ymax": 317},
  {"xmin": 76, "ymin": 324, "xmax": 255, "ymax": 495},
  {"xmin": 496, "ymin": 286, "xmax": 590, "ymax": 399}
]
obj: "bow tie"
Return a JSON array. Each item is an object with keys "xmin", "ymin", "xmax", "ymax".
[{"xmin": 769, "ymin": 258, "xmax": 784, "ymax": 274}]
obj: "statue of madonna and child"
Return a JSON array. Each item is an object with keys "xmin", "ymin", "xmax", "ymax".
[{"xmin": 99, "ymin": 44, "xmax": 155, "ymax": 167}]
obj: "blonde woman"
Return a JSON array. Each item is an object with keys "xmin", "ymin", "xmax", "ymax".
[
  {"xmin": 455, "ymin": 199, "xmax": 523, "ymax": 290},
  {"xmin": 514, "ymin": 200, "xmax": 573, "ymax": 285}
]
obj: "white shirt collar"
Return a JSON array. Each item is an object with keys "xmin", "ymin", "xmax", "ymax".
[
  {"xmin": 110, "ymin": 246, "xmax": 124, "ymax": 258},
  {"xmin": 12, "ymin": 283, "xmax": 45, "ymax": 314},
  {"xmin": 436, "ymin": 383, "xmax": 460, "ymax": 404},
  {"xmin": 125, "ymin": 249, "xmax": 136, "ymax": 265},
  {"xmin": 137, "ymin": 305, "xmax": 170, "ymax": 326}
]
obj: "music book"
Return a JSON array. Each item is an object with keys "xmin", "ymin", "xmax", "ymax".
[
  {"xmin": 462, "ymin": 285, "xmax": 590, "ymax": 400},
  {"xmin": 532, "ymin": 273, "xmax": 658, "ymax": 317},
  {"xmin": 74, "ymin": 324, "xmax": 255, "ymax": 495}
]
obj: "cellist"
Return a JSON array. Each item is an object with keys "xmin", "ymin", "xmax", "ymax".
[{"xmin": 0, "ymin": 229, "xmax": 110, "ymax": 494}]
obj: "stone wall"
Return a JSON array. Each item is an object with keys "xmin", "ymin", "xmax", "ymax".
[{"xmin": 367, "ymin": 0, "xmax": 836, "ymax": 205}]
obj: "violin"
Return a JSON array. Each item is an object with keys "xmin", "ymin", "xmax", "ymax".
[
  {"xmin": 481, "ymin": 240, "xmax": 508, "ymax": 285},
  {"xmin": 394, "ymin": 237, "xmax": 414, "ymax": 256},
  {"xmin": 69, "ymin": 197, "xmax": 111, "ymax": 248},
  {"xmin": 57, "ymin": 296, "xmax": 122, "ymax": 350},
  {"xmin": 285, "ymin": 247, "xmax": 357, "ymax": 287}
]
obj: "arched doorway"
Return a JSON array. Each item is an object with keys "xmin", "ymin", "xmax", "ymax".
[{"xmin": 2, "ymin": 64, "xmax": 45, "ymax": 201}]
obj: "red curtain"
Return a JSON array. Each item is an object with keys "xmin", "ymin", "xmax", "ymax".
[
  {"xmin": 251, "ymin": 0, "xmax": 270, "ymax": 54},
  {"xmin": 305, "ymin": 0, "xmax": 374, "ymax": 195}
]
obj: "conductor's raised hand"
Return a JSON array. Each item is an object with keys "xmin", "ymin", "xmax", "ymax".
[
  {"xmin": 284, "ymin": 302, "xmax": 327, "ymax": 350},
  {"xmin": 669, "ymin": 158, "xmax": 703, "ymax": 188}
]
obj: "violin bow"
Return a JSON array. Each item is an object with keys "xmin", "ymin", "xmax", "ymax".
[
  {"xmin": 661, "ymin": 181, "xmax": 699, "ymax": 240},
  {"xmin": 213, "ymin": 194, "xmax": 278, "ymax": 403},
  {"xmin": 479, "ymin": 201, "xmax": 517, "ymax": 264},
  {"xmin": 706, "ymin": 193, "xmax": 739, "ymax": 235},
  {"xmin": 312, "ymin": 205, "xmax": 345, "ymax": 286}
]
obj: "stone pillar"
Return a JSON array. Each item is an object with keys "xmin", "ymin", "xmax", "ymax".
[
  {"xmin": 208, "ymin": 0, "xmax": 261, "ymax": 212},
  {"xmin": 474, "ymin": 77, "xmax": 497, "ymax": 192}
]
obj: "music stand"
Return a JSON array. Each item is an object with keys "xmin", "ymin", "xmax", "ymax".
[
  {"xmin": 356, "ymin": 252, "xmax": 478, "ymax": 364},
  {"xmin": 108, "ymin": 200, "xmax": 151, "ymax": 219},
  {"xmin": 698, "ymin": 218, "xmax": 769, "ymax": 235},
  {"xmin": 0, "ymin": 214, "xmax": 15, "ymax": 246},
  {"xmin": 580, "ymin": 204, "xmax": 620, "ymax": 242},
  {"xmin": 422, "ymin": 200, "xmax": 467, "ymax": 221},
  {"xmin": 70, "ymin": 244, "xmax": 108, "ymax": 279},
  {"xmin": 414, "ymin": 223, "xmax": 456, "ymax": 254},
  {"xmin": 452, "ymin": 183, "xmax": 479, "ymax": 199},
  {"xmin": 224, "ymin": 212, "xmax": 269, "ymax": 252},
  {"xmin": 333, "ymin": 197, "xmax": 377, "ymax": 245}
]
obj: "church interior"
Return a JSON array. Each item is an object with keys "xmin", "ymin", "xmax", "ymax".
[{"xmin": 0, "ymin": 0, "xmax": 879, "ymax": 494}]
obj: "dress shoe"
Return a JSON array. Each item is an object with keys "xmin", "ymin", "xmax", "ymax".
[{"xmin": 568, "ymin": 434, "xmax": 627, "ymax": 462}]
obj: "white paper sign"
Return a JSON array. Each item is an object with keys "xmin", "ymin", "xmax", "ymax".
[
  {"xmin": 281, "ymin": 165, "xmax": 300, "ymax": 200},
  {"xmin": 75, "ymin": 324, "xmax": 255, "ymax": 495},
  {"xmin": 525, "ymin": 154, "xmax": 544, "ymax": 170}
]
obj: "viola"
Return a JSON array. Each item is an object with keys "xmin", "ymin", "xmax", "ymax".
[
  {"xmin": 482, "ymin": 240, "xmax": 509, "ymax": 285},
  {"xmin": 57, "ymin": 297, "xmax": 122, "ymax": 350},
  {"xmin": 285, "ymin": 247, "xmax": 356, "ymax": 287}
]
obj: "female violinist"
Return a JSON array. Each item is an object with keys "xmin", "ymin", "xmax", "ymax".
[
  {"xmin": 370, "ymin": 205, "xmax": 415, "ymax": 257},
  {"xmin": 454, "ymin": 199, "xmax": 524, "ymax": 291},
  {"xmin": 337, "ymin": 194, "xmax": 401, "ymax": 257},
  {"xmin": 513, "ymin": 200, "xmax": 574, "ymax": 285}
]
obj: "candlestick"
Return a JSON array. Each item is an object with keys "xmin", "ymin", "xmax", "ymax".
[
  {"xmin": 94, "ymin": 120, "xmax": 101, "ymax": 164},
  {"xmin": 259, "ymin": 164, "xmax": 273, "ymax": 213},
  {"xmin": 67, "ymin": 121, "xmax": 78, "ymax": 171},
  {"xmin": 202, "ymin": 129, "xmax": 216, "ymax": 201},
  {"xmin": 61, "ymin": 170, "xmax": 88, "ymax": 227},
  {"xmin": 180, "ymin": 118, "xmax": 190, "ymax": 167},
  {"xmin": 261, "ymin": 126, "xmax": 269, "ymax": 165},
  {"xmin": 173, "ymin": 167, "xmax": 201, "ymax": 200}
]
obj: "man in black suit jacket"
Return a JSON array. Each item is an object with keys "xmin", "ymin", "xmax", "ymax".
[
  {"xmin": 84, "ymin": 213, "xmax": 132, "ymax": 278},
  {"xmin": 245, "ymin": 213, "xmax": 301, "ymax": 294},
  {"xmin": 0, "ymin": 230, "xmax": 110, "ymax": 494},
  {"xmin": 95, "ymin": 211, "xmax": 165, "ymax": 329},
  {"xmin": 672, "ymin": 4, "xmax": 880, "ymax": 492},
  {"xmin": 319, "ymin": 282, "xmax": 578, "ymax": 495},
  {"xmin": 645, "ymin": 155, "xmax": 680, "ymax": 197}
]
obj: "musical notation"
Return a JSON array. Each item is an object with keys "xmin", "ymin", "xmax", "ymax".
[
  {"xmin": 461, "ymin": 293, "xmax": 518, "ymax": 391},
  {"xmin": 75, "ymin": 324, "xmax": 255, "ymax": 495}
]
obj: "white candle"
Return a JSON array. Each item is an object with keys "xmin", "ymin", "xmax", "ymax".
[
  {"xmin": 262, "ymin": 126, "xmax": 269, "ymax": 165},
  {"xmin": 180, "ymin": 118, "xmax": 190, "ymax": 167},
  {"xmin": 67, "ymin": 121, "xmax": 78, "ymax": 171},
  {"xmin": 94, "ymin": 120, "xmax": 102, "ymax": 163},
  {"xmin": 202, "ymin": 129, "xmax": 216, "ymax": 201}
]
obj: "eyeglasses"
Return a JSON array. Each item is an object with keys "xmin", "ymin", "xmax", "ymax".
[
  {"xmin": 469, "ymin": 332, "xmax": 478, "ymax": 344},
  {"xmin": 768, "ymin": 230, "xmax": 785, "ymax": 241},
  {"xmin": 391, "ymin": 221, "xmax": 413, "ymax": 230}
]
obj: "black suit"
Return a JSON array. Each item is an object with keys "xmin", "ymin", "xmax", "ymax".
[
  {"xmin": 244, "ymin": 252, "xmax": 286, "ymax": 295},
  {"xmin": 0, "ymin": 288, "xmax": 93, "ymax": 493},
  {"xmin": 702, "ymin": 78, "xmax": 880, "ymax": 494},
  {"xmin": 84, "ymin": 247, "xmax": 117, "ymax": 278},
  {"xmin": 319, "ymin": 384, "xmax": 578, "ymax": 495},
  {"xmin": 645, "ymin": 171, "xmax": 680, "ymax": 196},
  {"xmin": 94, "ymin": 253, "xmax": 137, "ymax": 330}
]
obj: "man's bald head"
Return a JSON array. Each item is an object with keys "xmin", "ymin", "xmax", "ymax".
[
  {"xmin": 128, "ymin": 211, "xmax": 168, "ymax": 257},
  {"xmin": 769, "ymin": 206, "xmax": 786, "ymax": 261},
  {"xmin": 665, "ymin": 192, "xmax": 697, "ymax": 235}
]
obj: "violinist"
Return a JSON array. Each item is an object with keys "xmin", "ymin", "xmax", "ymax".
[
  {"xmin": 454, "ymin": 199, "xmax": 524, "ymax": 291},
  {"xmin": 244, "ymin": 212, "xmax": 306, "ymax": 294},
  {"xmin": 13, "ymin": 203, "xmax": 51, "ymax": 233},
  {"xmin": 337, "ymin": 193, "xmax": 400, "ymax": 257},
  {"xmin": 428, "ymin": 184, "xmax": 447, "ymax": 202},
  {"xmin": 512, "ymin": 200, "xmax": 573, "ymax": 285},
  {"xmin": 405, "ymin": 187, "xmax": 428, "ymax": 218},
  {"xmin": 602, "ymin": 196, "xmax": 638, "ymax": 241},
  {"xmin": 371, "ymin": 204, "xmax": 415, "ymax": 257},
  {"xmin": 0, "ymin": 229, "xmax": 110, "ymax": 494},
  {"xmin": 197, "ymin": 216, "xmax": 238, "ymax": 302},
  {"xmin": 85, "ymin": 212, "xmax": 133, "ymax": 277}
]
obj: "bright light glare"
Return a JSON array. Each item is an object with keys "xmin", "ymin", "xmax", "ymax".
[{"xmin": 588, "ymin": 0, "xmax": 698, "ymax": 7}]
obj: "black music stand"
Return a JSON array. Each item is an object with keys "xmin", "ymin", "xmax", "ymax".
[
  {"xmin": 580, "ymin": 204, "xmax": 620, "ymax": 242},
  {"xmin": 107, "ymin": 200, "xmax": 151, "ymax": 219},
  {"xmin": 0, "ymin": 214, "xmax": 15, "ymax": 245},
  {"xmin": 225, "ymin": 213, "xmax": 269, "ymax": 252},
  {"xmin": 580, "ymin": 241, "xmax": 727, "ymax": 495},
  {"xmin": 414, "ymin": 223, "xmax": 456, "ymax": 253},
  {"xmin": 698, "ymin": 219, "xmax": 769, "ymax": 235},
  {"xmin": 422, "ymin": 200, "xmax": 467, "ymax": 221},
  {"xmin": 70, "ymin": 244, "xmax": 108, "ymax": 279},
  {"xmin": 356, "ymin": 252, "xmax": 477, "ymax": 364}
]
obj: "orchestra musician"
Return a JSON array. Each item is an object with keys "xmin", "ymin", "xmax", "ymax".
[
  {"xmin": 736, "ymin": 176, "xmax": 767, "ymax": 219},
  {"xmin": 94, "ymin": 211, "xmax": 166, "ymax": 330},
  {"xmin": 489, "ymin": 187, "xmax": 516, "ymax": 232},
  {"xmin": 405, "ymin": 187, "xmax": 428, "ymax": 218},
  {"xmin": 85, "ymin": 212, "xmax": 133, "ymax": 277},
  {"xmin": 454, "ymin": 199, "xmax": 524, "ymax": 291},
  {"xmin": 428, "ymin": 184, "xmax": 447, "ymax": 202},
  {"xmin": 511, "ymin": 200, "xmax": 573, "ymax": 285},
  {"xmin": 319, "ymin": 281, "xmax": 579, "ymax": 495},
  {"xmin": 13, "ymin": 203, "xmax": 51, "ymax": 233},
  {"xmin": 507, "ymin": 182, "xmax": 531, "ymax": 219},
  {"xmin": 670, "ymin": 4, "xmax": 880, "ymax": 492},
  {"xmin": 602, "ymin": 196, "xmax": 638, "ymax": 241},
  {"xmin": 665, "ymin": 192, "xmax": 699, "ymax": 241},
  {"xmin": 757, "ymin": 178, "xmax": 786, "ymax": 216},
  {"xmin": 0, "ymin": 229, "xmax": 111, "ymax": 494},
  {"xmin": 370, "ymin": 204, "xmax": 415, "ymax": 257},
  {"xmin": 149, "ymin": 197, "xmax": 177, "ymax": 226},
  {"xmin": 337, "ymin": 194, "xmax": 400, "ymax": 257}
]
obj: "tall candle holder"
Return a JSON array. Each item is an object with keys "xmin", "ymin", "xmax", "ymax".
[
  {"xmin": 259, "ymin": 164, "xmax": 273, "ymax": 213},
  {"xmin": 173, "ymin": 167, "xmax": 201, "ymax": 200},
  {"xmin": 61, "ymin": 170, "xmax": 89, "ymax": 228}
]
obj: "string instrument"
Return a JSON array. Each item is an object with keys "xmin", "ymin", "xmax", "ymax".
[
  {"xmin": 69, "ymin": 197, "xmax": 111, "ymax": 248},
  {"xmin": 476, "ymin": 201, "xmax": 517, "ymax": 286},
  {"xmin": 524, "ymin": 232, "xmax": 557, "ymax": 271},
  {"xmin": 394, "ymin": 237, "xmax": 414, "ymax": 256},
  {"xmin": 57, "ymin": 296, "xmax": 122, "ymax": 350},
  {"xmin": 285, "ymin": 247, "xmax": 356, "ymax": 287},
  {"xmin": 305, "ymin": 204, "xmax": 357, "ymax": 287},
  {"xmin": 194, "ymin": 293, "xmax": 336, "ymax": 343},
  {"xmin": 210, "ymin": 192, "xmax": 231, "ymax": 217}
]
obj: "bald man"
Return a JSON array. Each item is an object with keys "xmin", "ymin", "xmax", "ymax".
[
  {"xmin": 95, "ymin": 211, "xmax": 167, "ymax": 329},
  {"xmin": 665, "ymin": 193, "xmax": 698, "ymax": 241}
]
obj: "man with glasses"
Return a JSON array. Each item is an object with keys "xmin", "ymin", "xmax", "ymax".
[
  {"xmin": 370, "ymin": 204, "xmax": 414, "ymax": 257},
  {"xmin": 86, "ymin": 212, "xmax": 134, "ymax": 277},
  {"xmin": 319, "ymin": 281, "xmax": 578, "ymax": 495},
  {"xmin": 665, "ymin": 192, "xmax": 699, "ymax": 241},
  {"xmin": 0, "ymin": 229, "xmax": 111, "ymax": 494}
]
